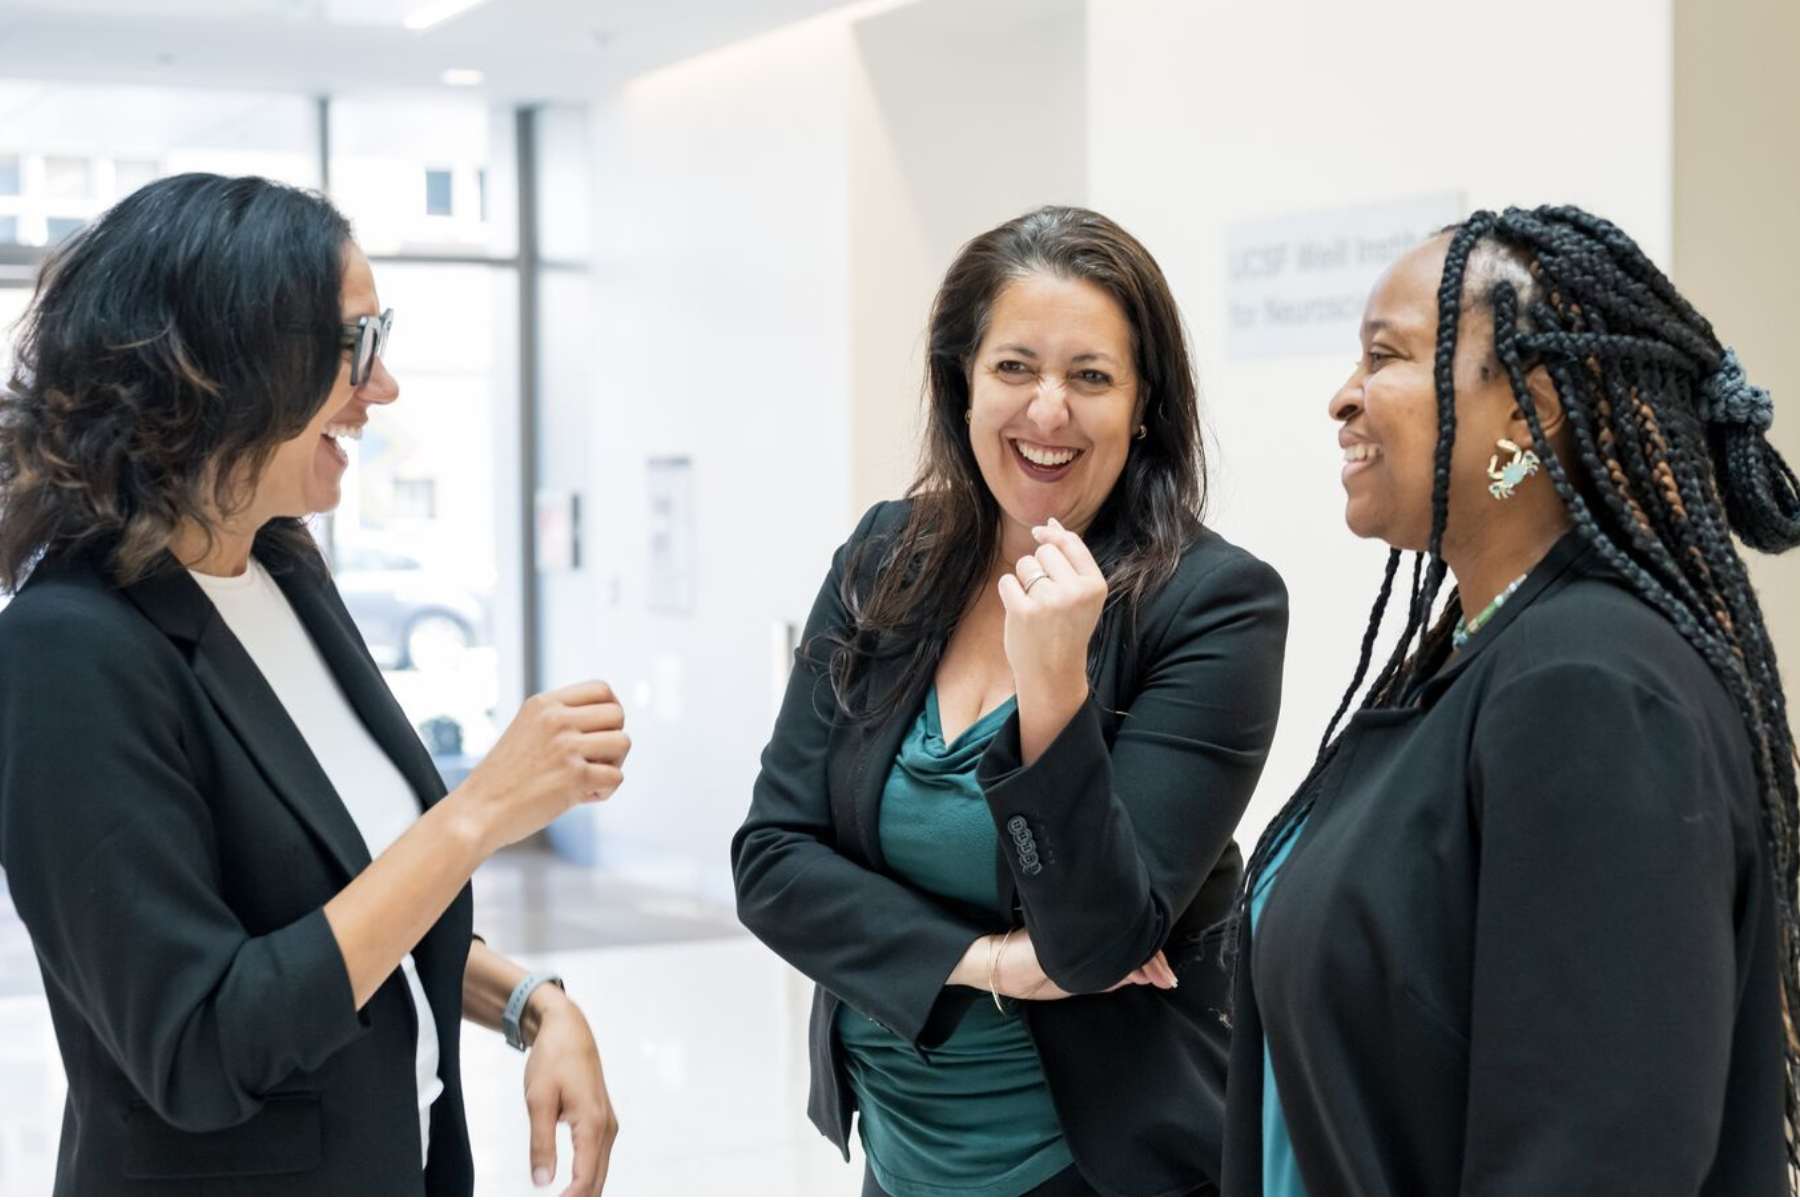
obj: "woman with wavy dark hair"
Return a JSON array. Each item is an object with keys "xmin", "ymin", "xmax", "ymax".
[
  {"xmin": 733, "ymin": 205, "xmax": 1289, "ymax": 1196},
  {"xmin": 0, "ymin": 174, "xmax": 627, "ymax": 1195},
  {"xmin": 1223, "ymin": 207, "xmax": 1799, "ymax": 1194}
]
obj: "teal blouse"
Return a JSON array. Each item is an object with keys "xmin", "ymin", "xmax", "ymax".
[
  {"xmin": 1252, "ymin": 820, "xmax": 1309, "ymax": 1197},
  {"xmin": 835, "ymin": 687, "xmax": 1074, "ymax": 1197}
]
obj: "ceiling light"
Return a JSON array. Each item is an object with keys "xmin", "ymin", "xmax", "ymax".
[
  {"xmin": 403, "ymin": 0, "xmax": 489, "ymax": 32},
  {"xmin": 441, "ymin": 68, "xmax": 485, "ymax": 86}
]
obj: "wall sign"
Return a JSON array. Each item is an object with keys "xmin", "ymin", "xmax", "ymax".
[
  {"xmin": 1226, "ymin": 193, "xmax": 1465, "ymax": 360},
  {"xmin": 647, "ymin": 455, "xmax": 696, "ymax": 615}
]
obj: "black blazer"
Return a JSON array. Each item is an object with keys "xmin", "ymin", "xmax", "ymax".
[
  {"xmin": 0, "ymin": 542, "xmax": 476, "ymax": 1195},
  {"xmin": 1222, "ymin": 532, "xmax": 1788, "ymax": 1194},
  {"xmin": 732, "ymin": 500, "xmax": 1290, "ymax": 1195}
]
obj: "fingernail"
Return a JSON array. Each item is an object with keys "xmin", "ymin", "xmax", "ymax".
[
  {"xmin": 1049, "ymin": 517, "xmax": 1062, "ymax": 529},
  {"xmin": 534, "ymin": 1167, "xmax": 552, "ymax": 1187}
]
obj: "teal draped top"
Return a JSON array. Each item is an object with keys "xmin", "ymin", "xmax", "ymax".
[{"xmin": 835, "ymin": 688, "xmax": 1074, "ymax": 1197}]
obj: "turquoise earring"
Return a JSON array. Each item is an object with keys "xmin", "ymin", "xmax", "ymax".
[{"xmin": 1487, "ymin": 438, "xmax": 1540, "ymax": 501}]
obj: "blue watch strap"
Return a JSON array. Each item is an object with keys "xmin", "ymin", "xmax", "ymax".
[{"xmin": 502, "ymin": 971, "xmax": 564, "ymax": 1051}]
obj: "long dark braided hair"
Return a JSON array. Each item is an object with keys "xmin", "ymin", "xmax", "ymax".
[{"xmin": 1231, "ymin": 206, "xmax": 1800, "ymax": 1176}]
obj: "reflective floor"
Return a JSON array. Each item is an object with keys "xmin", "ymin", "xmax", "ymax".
[{"xmin": 0, "ymin": 847, "xmax": 865, "ymax": 1196}]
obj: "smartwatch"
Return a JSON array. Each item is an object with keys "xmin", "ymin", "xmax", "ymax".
[{"xmin": 502, "ymin": 971, "xmax": 565, "ymax": 1051}]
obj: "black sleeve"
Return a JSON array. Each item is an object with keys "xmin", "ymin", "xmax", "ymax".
[
  {"xmin": 977, "ymin": 551, "xmax": 1288, "ymax": 993},
  {"xmin": 0, "ymin": 606, "xmax": 367, "ymax": 1133},
  {"xmin": 1460, "ymin": 662, "xmax": 1739, "ymax": 1192},
  {"xmin": 731, "ymin": 504, "xmax": 991, "ymax": 1046}
]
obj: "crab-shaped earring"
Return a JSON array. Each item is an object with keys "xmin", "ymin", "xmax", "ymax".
[{"xmin": 1488, "ymin": 438, "xmax": 1541, "ymax": 501}]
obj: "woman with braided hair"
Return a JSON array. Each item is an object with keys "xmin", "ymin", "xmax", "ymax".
[{"xmin": 1221, "ymin": 206, "xmax": 1800, "ymax": 1195}]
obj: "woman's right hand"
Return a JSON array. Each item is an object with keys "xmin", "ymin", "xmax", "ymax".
[
  {"xmin": 452, "ymin": 680, "xmax": 630, "ymax": 855},
  {"xmin": 325, "ymin": 681, "xmax": 629, "ymax": 1010}
]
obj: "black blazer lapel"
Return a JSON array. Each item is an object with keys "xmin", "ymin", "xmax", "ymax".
[
  {"xmin": 271, "ymin": 566, "xmax": 448, "ymax": 811},
  {"xmin": 122, "ymin": 562, "xmax": 374, "ymax": 883}
]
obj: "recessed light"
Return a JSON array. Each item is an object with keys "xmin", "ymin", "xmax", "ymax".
[
  {"xmin": 441, "ymin": 68, "xmax": 485, "ymax": 86},
  {"xmin": 404, "ymin": 0, "xmax": 489, "ymax": 32}
]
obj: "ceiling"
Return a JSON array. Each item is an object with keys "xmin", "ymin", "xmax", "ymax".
[{"xmin": 0, "ymin": 0, "xmax": 867, "ymax": 102}]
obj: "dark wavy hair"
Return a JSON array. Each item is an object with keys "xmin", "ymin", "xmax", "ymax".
[
  {"xmin": 1234, "ymin": 205, "xmax": 1800, "ymax": 1179},
  {"xmin": 824, "ymin": 205, "xmax": 1207, "ymax": 719},
  {"xmin": 0, "ymin": 172, "xmax": 353, "ymax": 590}
]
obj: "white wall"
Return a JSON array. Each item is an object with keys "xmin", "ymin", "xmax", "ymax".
[
  {"xmin": 557, "ymin": 0, "xmax": 1094, "ymax": 900},
  {"xmin": 569, "ymin": 14, "xmax": 858, "ymax": 898},
  {"xmin": 546, "ymin": 0, "xmax": 1679, "ymax": 897},
  {"xmin": 1085, "ymin": 0, "xmax": 1672, "ymax": 849},
  {"xmin": 848, "ymin": 0, "xmax": 1089, "ymax": 511}
]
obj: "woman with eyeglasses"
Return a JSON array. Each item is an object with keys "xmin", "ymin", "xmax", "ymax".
[{"xmin": 0, "ymin": 174, "xmax": 627, "ymax": 1195}]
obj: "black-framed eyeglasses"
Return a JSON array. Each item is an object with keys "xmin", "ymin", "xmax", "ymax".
[{"xmin": 338, "ymin": 308, "xmax": 394, "ymax": 388}]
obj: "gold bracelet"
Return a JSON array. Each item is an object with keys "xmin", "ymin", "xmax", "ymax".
[{"xmin": 988, "ymin": 928, "xmax": 1018, "ymax": 1012}]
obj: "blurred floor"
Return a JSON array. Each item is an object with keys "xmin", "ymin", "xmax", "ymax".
[{"xmin": 0, "ymin": 845, "xmax": 863, "ymax": 1195}]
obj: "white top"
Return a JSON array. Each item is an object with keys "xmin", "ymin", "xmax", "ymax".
[{"xmin": 188, "ymin": 558, "xmax": 443, "ymax": 1166}]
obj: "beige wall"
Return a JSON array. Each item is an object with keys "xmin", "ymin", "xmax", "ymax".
[{"xmin": 1673, "ymin": 0, "xmax": 1800, "ymax": 693}]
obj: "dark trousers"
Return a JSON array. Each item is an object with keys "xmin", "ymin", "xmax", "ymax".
[{"xmin": 861, "ymin": 1161, "xmax": 1095, "ymax": 1197}]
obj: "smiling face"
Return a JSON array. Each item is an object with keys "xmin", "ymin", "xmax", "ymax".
[
  {"xmin": 1328, "ymin": 234, "xmax": 1530, "ymax": 556},
  {"xmin": 249, "ymin": 243, "xmax": 398, "ymax": 522},
  {"xmin": 967, "ymin": 272, "xmax": 1140, "ymax": 545}
]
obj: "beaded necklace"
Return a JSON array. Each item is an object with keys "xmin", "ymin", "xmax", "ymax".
[{"xmin": 1452, "ymin": 571, "xmax": 1530, "ymax": 651}]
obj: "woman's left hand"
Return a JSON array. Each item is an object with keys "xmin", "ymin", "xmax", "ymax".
[
  {"xmin": 522, "ymin": 995, "xmax": 619, "ymax": 1195},
  {"xmin": 988, "ymin": 929, "xmax": 1180, "ymax": 1000},
  {"xmin": 998, "ymin": 518, "xmax": 1108, "ymax": 711}
]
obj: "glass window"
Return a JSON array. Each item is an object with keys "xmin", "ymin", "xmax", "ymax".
[
  {"xmin": 424, "ymin": 168, "xmax": 453, "ymax": 217},
  {"xmin": 329, "ymin": 260, "xmax": 515, "ymax": 770},
  {"xmin": 330, "ymin": 93, "xmax": 508, "ymax": 257},
  {"xmin": 0, "ymin": 81, "xmax": 318, "ymax": 249},
  {"xmin": 0, "ymin": 216, "xmax": 16, "ymax": 244},
  {"xmin": 0, "ymin": 81, "xmax": 317, "ymax": 185},
  {"xmin": 325, "ymin": 95, "xmax": 522, "ymax": 774},
  {"xmin": 43, "ymin": 156, "xmax": 91, "ymax": 200},
  {"xmin": 0, "ymin": 285, "xmax": 31, "ymax": 386},
  {"xmin": 392, "ymin": 476, "xmax": 438, "ymax": 518},
  {"xmin": 113, "ymin": 158, "xmax": 160, "ymax": 199}
]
